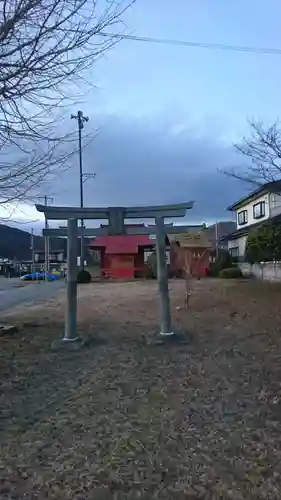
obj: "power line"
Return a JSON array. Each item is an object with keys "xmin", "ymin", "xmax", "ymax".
[{"xmin": 103, "ymin": 32, "xmax": 281, "ymax": 56}]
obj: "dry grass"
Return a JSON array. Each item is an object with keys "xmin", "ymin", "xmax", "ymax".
[{"xmin": 1, "ymin": 278, "xmax": 281, "ymax": 499}]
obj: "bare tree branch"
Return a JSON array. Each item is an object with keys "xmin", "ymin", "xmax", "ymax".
[
  {"xmin": 222, "ymin": 119, "xmax": 281, "ymax": 187},
  {"xmin": 0, "ymin": 0, "xmax": 134, "ymax": 205}
]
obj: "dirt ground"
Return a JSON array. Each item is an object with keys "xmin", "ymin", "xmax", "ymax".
[{"xmin": 1, "ymin": 278, "xmax": 281, "ymax": 499}]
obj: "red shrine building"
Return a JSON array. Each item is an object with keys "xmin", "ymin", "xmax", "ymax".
[
  {"xmin": 88, "ymin": 224, "xmax": 156, "ymax": 280},
  {"xmin": 88, "ymin": 224, "xmax": 211, "ymax": 280}
]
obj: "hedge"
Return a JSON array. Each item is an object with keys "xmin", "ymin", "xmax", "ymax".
[
  {"xmin": 77, "ymin": 269, "xmax": 91, "ymax": 283},
  {"xmin": 219, "ymin": 267, "xmax": 242, "ymax": 279}
]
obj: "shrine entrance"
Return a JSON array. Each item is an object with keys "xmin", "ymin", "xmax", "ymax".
[{"xmin": 36, "ymin": 202, "xmax": 201, "ymax": 344}]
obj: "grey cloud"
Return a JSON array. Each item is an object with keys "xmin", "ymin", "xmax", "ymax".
[{"xmin": 47, "ymin": 112, "xmax": 245, "ymax": 224}]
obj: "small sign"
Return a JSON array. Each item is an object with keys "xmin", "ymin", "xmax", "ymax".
[{"xmin": 149, "ymin": 234, "xmax": 156, "ymax": 240}]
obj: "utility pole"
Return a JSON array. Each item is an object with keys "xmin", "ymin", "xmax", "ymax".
[
  {"xmin": 35, "ymin": 195, "xmax": 53, "ymax": 280},
  {"xmin": 30, "ymin": 228, "xmax": 35, "ymax": 274},
  {"xmin": 44, "ymin": 195, "xmax": 49, "ymax": 279},
  {"xmin": 71, "ymin": 110, "xmax": 89, "ymax": 271},
  {"xmin": 215, "ymin": 221, "xmax": 219, "ymax": 259},
  {"xmin": 44, "ymin": 195, "xmax": 54, "ymax": 280}
]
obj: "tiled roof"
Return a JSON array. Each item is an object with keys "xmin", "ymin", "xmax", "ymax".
[
  {"xmin": 228, "ymin": 180, "xmax": 281, "ymax": 211},
  {"xmin": 168, "ymin": 231, "xmax": 212, "ymax": 248},
  {"xmin": 89, "ymin": 234, "xmax": 154, "ymax": 254}
]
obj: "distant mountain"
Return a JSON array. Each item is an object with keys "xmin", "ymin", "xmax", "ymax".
[{"xmin": 0, "ymin": 224, "xmax": 67, "ymax": 261}]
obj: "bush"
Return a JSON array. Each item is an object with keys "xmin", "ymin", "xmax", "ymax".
[
  {"xmin": 147, "ymin": 251, "xmax": 157, "ymax": 279},
  {"xmin": 208, "ymin": 262, "xmax": 220, "ymax": 277},
  {"xmin": 246, "ymin": 223, "xmax": 281, "ymax": 263},
  {"xmin": 219, "ymin": 267, "xmax": 242, "ymax": 279},
  {"xmin": 77, "ymin": 269, "xmax": 91, "ymax": 283},
  {"xmin": 141, "ymin": 266, "xmax": 155, "ymax": 279},
  {"xmin": 216, "ymin": 249, "xmax": 233, "ymax": 268},
  {"xmin": 208, "ymin": 250, "xmax": 234, "ymax": 277}
]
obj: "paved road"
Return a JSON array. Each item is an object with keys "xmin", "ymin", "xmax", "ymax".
[
  {"xmin": 0, "ymin": 279, "xmax": 65, "ymax": 312},
  {"xmin": 0, "ymin": 277, "xmax": 24, "ymax": 291}
]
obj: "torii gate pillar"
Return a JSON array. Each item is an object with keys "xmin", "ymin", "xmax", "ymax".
[
  {"xmin": 64, "ymin": 218, "xmax": 78, "ymax": 341},
  {"xmin": 155, "ymin": 217, "xmax": 173, "ymax": 335}
]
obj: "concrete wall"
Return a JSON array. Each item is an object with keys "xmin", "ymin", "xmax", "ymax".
[{"xmin": 239, "ymin": 261, "xmax": 281, "ymax": 281}]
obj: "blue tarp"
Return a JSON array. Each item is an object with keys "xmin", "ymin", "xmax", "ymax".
[{"xmin": 21, "ymin": 272, "xmax": 62, "ymax": 281}]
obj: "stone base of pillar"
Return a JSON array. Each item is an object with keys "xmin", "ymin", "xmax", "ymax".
[
  {"xmin": 155, "ymin": 331, "xmax": 188, "ymax": 345},
  {"xmin": 51, "ymin": 337, "xmax": 85, "ymax": 351}
]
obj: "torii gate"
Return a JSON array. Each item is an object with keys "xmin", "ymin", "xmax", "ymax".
[{"xmin": 36, "ymin": 202, "xmax": 201, "ymax": 344}]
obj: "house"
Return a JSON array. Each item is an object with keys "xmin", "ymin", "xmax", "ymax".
[
  {"xmin": 223, "ymin": 180, "xmax": 281, "ymax": 260},
  {"xmin": 168, "ymin": 230, "xmax": 212, "ymax": 277},
  {"xmin": 0, "ymin": 258, "xmax": 33, "ymax": 277},
  {"xmin": 34, "ymin": 249, "xmax": 65, "ymax": 265},
  {"xmin": 206, "ymin": 221, "xmax": 236, "ymax": 252},
  {"xmin": 88, "ymin": 224, "xmax": 157, "ymax": 279}
]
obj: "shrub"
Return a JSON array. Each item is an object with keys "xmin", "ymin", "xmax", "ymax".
[
  {"xmin": 168, "ymin": 267, "xmax": 177, "ymax": 279},
  {"xmin": 208, "ymin": 250, "xmax": 234, "ymax": 277},
  {"xmin": 77, "ymin": 269, "xmax": 91, "ymax": 283},
  {"xmin": 147, "ymin": 251, "xmax": 157, "ymax": 279},
  {"xmin": 208, "ymin": 262, "xmax": 220, "ymax": 277},
  {"xmin": 142, "ymin": 266, "xmax": 155, "ymax": 279},
  {"xmin": 219, "ymin": 267, "xmax": 242, "ymax": 279},
  {"xmin": 246, "ymin": 223, "xmax": 281, "ymax": 264},
  {"xmin": 216, "ymin": 249, "xmax": 233, "ymax": 268}
]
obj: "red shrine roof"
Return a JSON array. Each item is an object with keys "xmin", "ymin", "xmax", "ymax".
[{"xmin": 89, "ymin": 234, "xmax": 154, "ymax": 255}]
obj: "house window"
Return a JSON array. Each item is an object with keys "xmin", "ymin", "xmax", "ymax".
[
  {"xmin": 238, "ymin": 210, "xmax": 248, "ymax": 225},
  {"xmin": 253, "ymin": 201, "xmax": 265, "ymax": 219},
  {"xmin": 229, "ymin": 246, "xmax": 239, "ymax": 259}
]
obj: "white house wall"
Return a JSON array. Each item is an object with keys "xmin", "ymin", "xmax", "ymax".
[
  {"xmin": 228, "ymin": 236, "xmax": 247, "ymax": 258},
  {"xmin": 269, "ymin": 192, "xmax": 281, "ymax": 218},
  {"xmin": 236, "ymin": 193, "xmax": 270, "ymax": 229},
  {"xmin": 228, "ymin": 188, "xmax": 281, "ymax": 261}
]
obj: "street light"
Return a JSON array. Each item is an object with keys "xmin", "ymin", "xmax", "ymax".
[{"xmin": 71, "ymin": 110, "xmax": 89, "ymax": 270}]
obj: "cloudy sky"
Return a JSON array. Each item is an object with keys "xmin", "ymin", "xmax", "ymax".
[{"xmin": 2, "ymin": 0, "xmax": 281, "ymax": 231}]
